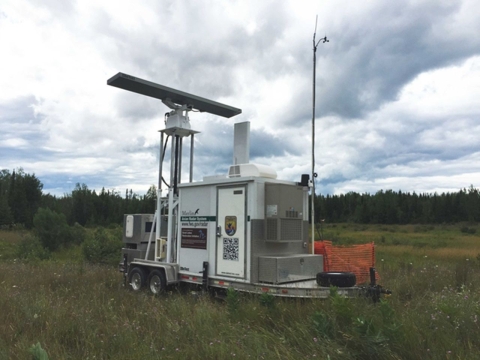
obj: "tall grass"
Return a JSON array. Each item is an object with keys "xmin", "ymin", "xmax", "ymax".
[
  {"xmin": 322, "ymin": 223, "xmax": 480, "ymax": 261},
  {"xmin": 1, "ymin": 224, "xmax": 480, "ymax": 359},
  {"xmin": 0, "ymin": 230, "xmax": 25, "ymax": 261}
]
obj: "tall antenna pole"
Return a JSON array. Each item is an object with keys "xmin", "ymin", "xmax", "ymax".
[{"xmin": 312, "ymin": 16, "xmax": 329, "ymax": 255}]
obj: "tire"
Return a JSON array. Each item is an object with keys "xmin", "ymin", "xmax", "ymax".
[
  {"xmin": 148, "ymin": 270, "xmax": 166, "ymax": 295},
  {"xmin": 128, "ymin": 267, "xmax": 147, "ymax": 291},
  {"xmin": 316, "ymin": 272, "xmax": 356, "ymax": 288}
]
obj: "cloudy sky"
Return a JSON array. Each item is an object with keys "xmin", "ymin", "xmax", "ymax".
[{"xmin": 1, "ymin": 0, "xmax": 479, "ymax": 197}]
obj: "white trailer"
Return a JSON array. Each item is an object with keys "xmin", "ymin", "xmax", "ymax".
[{"xmin": 108, "ymin": 72, "xmax": 366, "ymax": 298}]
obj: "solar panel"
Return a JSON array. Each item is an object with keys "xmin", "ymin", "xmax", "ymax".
[{"xmin": 107, "ymin": 72, "xmax": 242, "ymax": 118}]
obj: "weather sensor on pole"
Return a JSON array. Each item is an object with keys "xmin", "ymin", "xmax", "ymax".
[
  {"xmin": 311, "ymin": 17, "xmax": 329, "ymax": 254},
  {"xmin": 108, "ymin": 72, "xmax": 241, "ymax": 263}
]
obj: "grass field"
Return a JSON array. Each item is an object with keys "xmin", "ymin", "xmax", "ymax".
[
  {"xmin": 1, "ymin": 224, "xmax": 480, "ymax": 359},
  {"xmin": 321, "ymin": 223, "xmax": 480, "ymax": 261}
]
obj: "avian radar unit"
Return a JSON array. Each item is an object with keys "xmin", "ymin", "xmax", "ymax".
[
  {"xmin": 107, "ymin": 72, "xmax": 242, "ymax": 266},
  {"xmin": 109, "ymin": 73, "xmax": 372, "ymax": 300}
]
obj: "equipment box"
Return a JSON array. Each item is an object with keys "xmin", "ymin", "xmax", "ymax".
[{"xmin": 258, "ymin": 254, "xmax": 323, "ymax": 284}]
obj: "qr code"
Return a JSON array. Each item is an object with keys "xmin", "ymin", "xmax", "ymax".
[{"xmin": 223, "ymin": 238, "xmax": 239, "ymax": 261}]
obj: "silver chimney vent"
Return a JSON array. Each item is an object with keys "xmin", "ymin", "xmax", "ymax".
[{"xmin": 233, "ymin": 121, "xmax": 250, "ymax": 165}]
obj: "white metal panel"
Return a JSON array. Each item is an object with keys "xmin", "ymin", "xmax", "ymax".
[
  {"xmin": 228, "ymin": 163, "xmax": 277, "ymax": 179},
  {"xmin": 178, "ymin": 186, "xmax": 213, "ymax": 274},
  {"xmin": 216, "ymin": 186, "xmax": 246, "ymax": 278},
  {"xmin": 125, "ymin": 215, "xmax": 134, "ymax": 238}
]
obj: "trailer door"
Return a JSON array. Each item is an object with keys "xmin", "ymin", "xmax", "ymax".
[{"xmin": 216, "ymin": 186, "xmax": 246, "ymax": 278}]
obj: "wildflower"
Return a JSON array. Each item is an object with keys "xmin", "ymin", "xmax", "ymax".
[{"xmin": 313, "ymin": 337, "xmax": 318, "ymax": 343}]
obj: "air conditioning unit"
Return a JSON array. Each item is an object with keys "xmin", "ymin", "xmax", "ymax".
[{"xmin": 228, "ymin": 163, "xmax": 277, "ymax": 179}]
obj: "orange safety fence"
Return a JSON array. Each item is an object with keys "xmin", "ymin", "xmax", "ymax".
[{"xmin": 314, "ymin": 241, "xmax": 379, "ymax": 285}]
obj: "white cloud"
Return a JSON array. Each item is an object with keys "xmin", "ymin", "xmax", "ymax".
[{"xmin": 1, "ymin": 0, "xmax": 480, "ymax": 197}]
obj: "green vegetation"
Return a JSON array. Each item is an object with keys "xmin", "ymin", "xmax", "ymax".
[
  {"xmin": 82, "ymin": 226, "xmax": 123, "ymax": 266},
  {"xmin": 1, "ymin": 167, "xmax": 480, "ymax": 357},
  {"xmin": 0, "ymin": 168, "xmax": 42, "ymax": 228},
  {"xmin": 33, "ymin": 208, "xmax": 86, "ymax": 251},
  {"xmin": 16, "ymin": 234, "xmax": 51, "ymax": 261},
  {"xmin": 29, "ymin": 342, "xmax": 49, "ymax": 360},
  {"xmin": 2, "ymin": 168, "xmax": 480, "ymax": 230},
  {"xmin": 319, "ymin": 222, "xmax": 480, "ymax": 263},
  {"xmin": 316, "ymin": 186, "xmax": 480, "ymax": 224},
  {"xmin": 1, "ymin": 224, "xmax": 480, "ymax": 359},
  {"xmin": 0, "ymin": 168, "xmax": 157, "ymax": 229}
]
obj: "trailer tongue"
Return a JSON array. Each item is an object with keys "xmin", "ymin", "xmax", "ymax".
[{"xmin": 109, "ymin": 72, "xmax": 386, "ymax": 299}]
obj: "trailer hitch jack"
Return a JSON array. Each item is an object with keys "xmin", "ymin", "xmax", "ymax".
[
  {"xmin": 202, "ymin": 261, "xmax": 209, "ymax": 292},
  {"xmin": 123, "ymin": 254, "xmax": 128, "ymax": 287},
  {"xmin": 365, "ymin": 267, "xmax": 392, "ymax": 303}
]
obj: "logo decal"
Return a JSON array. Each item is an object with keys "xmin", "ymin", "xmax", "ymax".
[
  {"xmin": 225, "ymin": 216, "xmax": 237, "ymax": 236},
  {"xmin": 182, "ymin": 208, "xmax": 200, "ymax": 216}
]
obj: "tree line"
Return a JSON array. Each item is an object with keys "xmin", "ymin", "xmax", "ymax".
[
  {"xmin": 1, "ymin": 168, "xmax": 479, "ymax": 228},
  {"xmin": 0, "ymin": 168, "xmax": 156, "ymax": 228},
  {"xmin": 315, "ymin": 187, "xmax": 480, "ymax": 224}
]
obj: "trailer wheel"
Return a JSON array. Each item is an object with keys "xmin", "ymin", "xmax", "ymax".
[
  {"xmin": 148, "ymin": 270, "xmax": 166, "ymax": 295},
  {"xmin": 129, "ymin": 267, "xmax": 147, "ymax": 291},
  {"xmin": 316, "ymin": 272, "xmax": 356, "ymax": 288}
]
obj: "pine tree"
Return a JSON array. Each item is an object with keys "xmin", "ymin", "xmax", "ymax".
[{"xmin": 0, "ymin": 195, "xmax": 13, "ymax": 226}]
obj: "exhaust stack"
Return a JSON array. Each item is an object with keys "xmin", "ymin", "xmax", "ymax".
[{"xmin": 233, "ymin": 121, "xmax": 250, "ymax": 165}]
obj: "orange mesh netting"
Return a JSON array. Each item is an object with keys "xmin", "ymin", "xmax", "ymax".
[{"xmin": 314, "ymin": 241, "xmax": 379, "ymax": 284}]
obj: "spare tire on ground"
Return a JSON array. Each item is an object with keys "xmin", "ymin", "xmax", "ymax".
[{"xmin": 316, "ymin": 272, "xmax": 356, "ymax": 287}]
